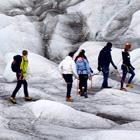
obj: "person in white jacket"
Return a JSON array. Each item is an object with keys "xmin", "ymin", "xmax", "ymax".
[{"xmin": 59, "ymin": 52, "xmax": 78, "ymax": 102}]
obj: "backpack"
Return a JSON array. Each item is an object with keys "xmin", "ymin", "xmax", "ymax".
[{"xmin": 11, "ymin": 55, "xmax": 22, "ymax": 73}]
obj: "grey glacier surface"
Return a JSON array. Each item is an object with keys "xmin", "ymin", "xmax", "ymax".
[{"xmin": 0, "ymin": 0, "xmax": 140, "ymax": 140}]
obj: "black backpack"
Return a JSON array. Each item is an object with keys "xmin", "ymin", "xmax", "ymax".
[{"xmin": 11, "ymin": 55, "xmax": 22, "ymax": 73}]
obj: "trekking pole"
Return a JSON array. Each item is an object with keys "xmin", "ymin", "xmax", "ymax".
[
  {"xmin": 89, "ymin": 71, "xmax": 101, "ymax": 91},
  {"xmin": 91, "ymin": 76, "xmax": 92, "ymax": 89},
  {"xmin": 77, "ymin": 79, "xmax": 80, "ymax": 95},
  {"xmin": 116, "ymin": 70, "xmax": 122, "ymax": 81},
  {"xmin": 89, "ymin": 75, "xmax": 93, "ymax": 89}
]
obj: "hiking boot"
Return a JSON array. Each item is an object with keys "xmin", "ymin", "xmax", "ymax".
[
  {"xmin": 101, "ymin": 86, "xmax": 112, "ymax": 89},
  {"xmin": 9, "ymin": 97, "xmax": 16, "ymax": 104},
  {"xmin": 120, "ymin": 87, "xmax": 127, "ymax": 91},
  {"xmin": 66, "ymin": 97, "xmax": 73, "ymax": 102},
  {"xmin": 80, "ymin": 92, "xmax": 85, "ymax": 96},
  {"xmin": 84, "ymin": 92, "xmax": 88, "ymax": 98},
  {"xmin": 80, "ymin": 87, "xmax": 85, "ymax": 96},
  {"xmin": 105, "ymin": 86, "xmax": 112, "ymax": 88},
  {"xmin": 126, "ymin": 84, "xmax": 133, "ymax": 88},
  {"xmin": 25, "ymin": 96, "xmax": 32, "ymax": 101}
]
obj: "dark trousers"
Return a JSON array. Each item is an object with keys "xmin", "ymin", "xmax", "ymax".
[
  {"xmin": 102, "ymin": 66, "xmax": 109, "ymax": 88},
  {"xmin": 121, "ymin": 66, "xmax": 135, "ymax": 88},
  {"xmin": 63, "ymin": 74, "xmax": 73, "ymax": 98},
  {"xmin": 79, "ymin": 74, "xmax": 88, "ymax": 93},
  {"xmin": 11, "ymin": 73, "xmax": 29, "ymax": 98}
]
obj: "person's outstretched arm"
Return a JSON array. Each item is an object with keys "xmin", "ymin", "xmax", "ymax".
[{"xmin": 110, "ymin": 54, "xmax": 117, "ymax": 69}]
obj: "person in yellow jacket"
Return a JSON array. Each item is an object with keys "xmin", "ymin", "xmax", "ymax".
[{"xmin": 10, "ymin": 50, "xmax": 32, "ymax": 104}]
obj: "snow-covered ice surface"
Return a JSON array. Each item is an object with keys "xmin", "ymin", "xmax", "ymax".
[
  {"xmin": 1, "ymin": 0, "xmax": 140, "ymax": 139},
  {"xmin": 0, "ymin": 14, "xmax": 43, "ymax": 56},
  {"xmin": 0, "ymin": 40, "xmax": 140, "ymax": 139},
  {"xmin": 0, "ymin": 41, "xmax": 140, "ymax": 139},
  {"xmin": 1, "ymin": 72, "xmax": 140, "ymax": 139}
]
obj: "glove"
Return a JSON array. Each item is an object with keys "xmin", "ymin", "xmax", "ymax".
[
  {"xmin": 114, "ymin": 66, "xmax": 117, "ymax": 70},
  {"xmin": 88, "ymin": 76, "xmax": 92, "ymax": 80},
  {"xmin": 97, "ymin": 66, "xmax": 101, "ymax": 72},
  {"xmin": 88, "ymin": 74, "xmax": 92, "ymax": 80}
]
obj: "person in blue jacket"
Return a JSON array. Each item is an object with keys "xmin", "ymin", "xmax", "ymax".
[
  {"xmin": 98, "ymin": 42, "xmax": 117, "ymax": 88},
  {"xmin": 75, "ymin": 50, "xmax": 92, "ymax": 98}
]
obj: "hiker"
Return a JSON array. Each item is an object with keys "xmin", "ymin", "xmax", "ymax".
[
  {"xmin": 75, "ymin": 50, "xmax": 92, "ymax": 98},
  {"xmin": 75, "ymin": 49, "xmax": 93, "ymax": 74},
  {"xmin": 59, "ymin": 52, "xmax": 78, "ymax": 102},
  {"xmin": 10, "ymin": 50, "xmax": 32, "ymax": 104},
  {"xmin": 98, "ymin": 42, "xmax": 117, "ymax": 88},
  {"xmin": 120, "ymin": 43, "xmax": 135, "ymax": 91}
]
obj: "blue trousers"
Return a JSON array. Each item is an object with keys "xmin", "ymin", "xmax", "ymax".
[
  {"xmin": 101, "ymin": 66, "xmax": 109, "ymax": 88},
  {"xmin": 121, "ymin": 65, "xmax": 135, "ymax": 88}
]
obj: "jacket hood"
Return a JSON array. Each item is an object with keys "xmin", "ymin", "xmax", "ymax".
[
  {"xmin": 103, "ymin": 46, "xmax": 112, "ymax": 51},
  {"xmin": 65, "ymin": 56, "xmax": 73, "ymax": 60}
]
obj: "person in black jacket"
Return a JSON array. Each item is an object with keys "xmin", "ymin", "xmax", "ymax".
[
  {"xmin": 120, "ymin": 43, "xmax": 135, "ymax": 91},
  {"xmin": 98, "ymin": 42, "xmax": 117, "ymax": 88}
]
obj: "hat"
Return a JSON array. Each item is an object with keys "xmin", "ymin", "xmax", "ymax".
[
  {"xmin": 106, "ymin": 42, "xmax": 112, "ymax": 47},
  {"xmin": 80, "ymin": 49, "xmax": 85, "ymax": 54},
  {"xmin": 68, "ymin": 52, "xmax": 75, "ymax": 57}
]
